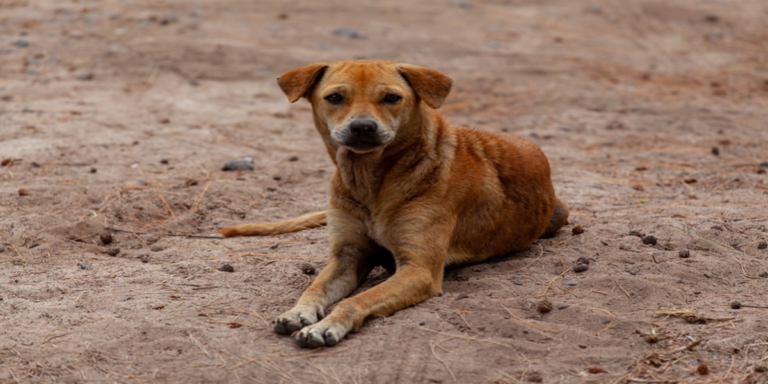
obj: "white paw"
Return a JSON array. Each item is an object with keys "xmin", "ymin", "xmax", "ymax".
[
  {"xmin": 272, "ymin": 305, "xmax": 324, "ymax": 335},
  {"xmin": 294, "ymin": 320, "xmax": 347, "ymax": 348}
]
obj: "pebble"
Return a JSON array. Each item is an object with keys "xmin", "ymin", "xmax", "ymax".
[
  {"xmin": 578, "ymin": 344, "xmax": 587, "ymax": 349},
  {"xmin": 333, "ymin": 28, "xmax": 364, "ymax": 39},
  {"xmin": 222, "ymin": 157, "xmax": 254, "ymax": 171},
  {"xmin": 418, "ymin": 320, "xmax": 426, "ymax": 326},
  {"xmin": 75, "ymin": 71, "xmax": 94, "ymax": 81},
  {"xmin": 100, "ymin": 232, "xmax": 113, "ymax": 245},
  {"xmin": 512, "ymin": 279, "xmax": 523, "ymax": 286},
  {"xmin": 759, "ymin": 272, "xmax": 768, "ymax": 278},
  {"xmin": 730, "ymin": 301, "xmax": 742, "ymax": 309},
  {"xmin": 556, "ymin": 302, "xmax": 569, "ymax": 310},
  {"xmin": 679, "ymin": 250, "xmax": 690, "ymax": 258},
  {"xmin": 563, "ymin": 276, "xmax": 579, "ymax": 286},
  {"xmin": 218, "ymin": 264, "xmax": 235, "ymax": 272},
  {"xmin": 117, "ymin": 296, "xmax": 132, "ymax": 302},
  {"xmin": 0, "ymin": 245, "xmax": 4, "ymax": 252},
  {"xmin": 150, "ymin": 245, "xmax": 164, "ymax": 252},
  {"xmin": 642, "ymin": 235, "xmax": 658, "ymax": 246},
  {"xmin": 106, "ymin": 248, "xmax": 120, "ymax": 257},
  {"xmin": 13, "ymin": 39, "xmax": 29, "ymax": 48},
  {"xmin": 758, "ymin": 241, "xmax": 767, "ymax": 250},
  {"xmin": 455, "ymin": 293, "xmax": 469, "ymax": 300},
  {"xmin": 454, "ymin": 1, "xmax": 472, "ymax": 8},
  {"xmin": 78, "ymin": 262, "xmax": 92, "ymax": 270},
  {"xmin": 573, "ymin": 264, "xmax": 589, "ymax": 273}
]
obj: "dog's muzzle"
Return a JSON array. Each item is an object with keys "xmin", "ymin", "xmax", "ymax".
[{"xmin": 333, "ymin": 119, "xmax": 390, "ymax": 152}]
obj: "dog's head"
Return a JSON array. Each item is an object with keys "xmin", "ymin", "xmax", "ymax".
[{"xmin": 277, "ymin": 60, "xmax": 452, "ymax": 154}]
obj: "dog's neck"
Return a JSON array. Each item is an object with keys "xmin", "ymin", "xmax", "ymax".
[{"xmin": 321, "ymin": 106, "xmax": 442, "ymax": 205}]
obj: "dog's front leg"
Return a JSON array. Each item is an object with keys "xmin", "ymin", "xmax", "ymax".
[
  {"xmin": 273, "ymin": 210, "xmax": 377, "ymax": 335},
  {"xmin": 293, "ymin": 226, "xmax": 450, "ymax": 348}
]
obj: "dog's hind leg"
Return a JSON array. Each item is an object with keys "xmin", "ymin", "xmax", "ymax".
[{"xmin": 540, "ymin": 198, "xmax": 569, "ymax": 238}]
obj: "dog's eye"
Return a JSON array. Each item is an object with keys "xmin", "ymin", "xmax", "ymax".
[
  {"xmin": 324, "ymin": 93, "xmax": 344, "ymax": 104},
  {"xmin": 382, "ymin": 94, "xmax": 402, "ymax": 104}
]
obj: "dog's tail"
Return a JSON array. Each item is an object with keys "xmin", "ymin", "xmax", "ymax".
[{"xmin": 219, "ymin": 210, "xmax": 327, "ymax": 237}]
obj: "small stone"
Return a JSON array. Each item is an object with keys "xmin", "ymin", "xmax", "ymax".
[
  {"xmin": 556, "ymin": 302, "xmax": 569, "ymax": 310},
  {"xmin": 759, "ymin": 272, "xmax": 768, "ymax": 278},
  {"xmin": 160, "ymin": 158, "xmax": 170, "ymax": 164},
  {"xmin": 629, "ymin": 230, "xmax": 644, "ymax": 238},
  {"xmin": 0, "ymin": 245, "xmax": 4, "ymax": 252},
  {"xmin": 730, "ymin": 301, "xmax": 742, "ymax": 309},
  {"xmin": 138, "ymin": 255, "xmax": 149, "ymax": 263},
  {"xmin": 712, "ymin": 147, "xmax": 720, "ymax": 156},
  {"xmin": 679, "ymin": 250, "xmax": 690, "ymax": 258},
  {"xmin": 536, "ymin": 299, "xmax": 553, "ymax": 313},
  {"xmin": 563, "ymin": 276, "xmax": 579, "ymax": 286},
  {"xmin": 628, "ymin": 269, "xmax": 637, "ymax": 275},
  {"xmin": 512, "ymin": 280, "xmax": 523, "ymax": 286},
  {"xmin": 222, "ymin": 157, "xmax": 254, "ymax": 171},
  {"xmin": 218, "ymin": 264, "xmax": 235, "ymax": 273},
  {"xmin": 454, "ymin": 0, "xmax": 472, "ymax": 8},
  {"xmin": 75, "ymin": 71, "xmax": 94, "ymax": 81},
  {"xmin": 150, "ymin": 245, "xmax": 164, "ymax": 252},
  {"xmin": 117, "ymin": 296, "xmax": 132, "ymax": 302},
  {"xmin": 418, "ymin": 320, "xmax": 426, "ymax": 326},
  {"xmin": 100, "ymin": 232, "xmax": 113, "ymax": 245},
  {"xmin": 288, "ymin": 156, "xmax": 299, "ymax": 162},
  {"xmin": 18, "ymin": 188, "xmax": 29, "ymax": 196},
  {"xmin": 89, "ymin": 167, "xmax": 97, "ymax": 173},
  {"xmin": 333, "ymin": 28, "xmax": 364, "ymax": 39},
  {"xmin": 578, "ymin": 344, "xmax": 587, "ymax": 349},
  {"xmin": 13, "ymin": 39, "xmax": 29, "ymax": 48},
  {"xmin": 455, "ymin": 293, "xmax": 469, "ymax": 300},
  {"xmin": 758, "ymin": 241, "xmax": 767, "ymax": 250},
  {"xmin": 571, "ymin": 225, "xmax": 585, "ymax": 235},
  {"xmin": 576, "ymin": 257, "xmax": 590, "ymax": 265},
  {"xmin": 106, "ymin": 248, "xmax": 120, "ymax": 257},
  {"xmin": 78, "ymin": 262, "xmax": 92, "ymax": 270},
  {"xmin": 573, "ymin": 264, "xmax": 589, "ymax": 273},
  {"xmin": 301, "ymin": 264, "xmax": 316, "ymax": 275},
  {"xmin": 642, "ymin": 235, "xmax": 658, "ymax": 246}
]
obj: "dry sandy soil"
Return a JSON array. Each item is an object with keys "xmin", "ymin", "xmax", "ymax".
[{"xmin": 2, "ymin": 0, "xmax": 768, "ymax": 383}]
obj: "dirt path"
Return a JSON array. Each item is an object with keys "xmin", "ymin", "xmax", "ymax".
[{"xmin": 1, "ymin": 1, "xmax": 767, "ymax": 383}]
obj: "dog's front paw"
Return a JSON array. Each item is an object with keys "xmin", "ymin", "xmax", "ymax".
[
  {"xmin": 272, "ymin": 305, "xmax": 323, "ymax": 335},
  {"xmin": 294, "ymin": 320, "xmax": 347, "ymax": 348}
]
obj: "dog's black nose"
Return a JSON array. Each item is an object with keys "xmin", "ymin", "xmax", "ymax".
[{"xmin": 349, "ymin": 119, "xmax": 378, "ymax": 135}]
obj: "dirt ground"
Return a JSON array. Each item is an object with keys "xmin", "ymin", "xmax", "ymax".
[{"xmin": 1, "ymin": 0, "xmax": 768, "ymax": 383}]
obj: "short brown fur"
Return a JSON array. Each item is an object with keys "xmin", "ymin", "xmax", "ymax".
[{"xmin": 220, "ymin": 60, "xmax": 568, "ymax": 348}]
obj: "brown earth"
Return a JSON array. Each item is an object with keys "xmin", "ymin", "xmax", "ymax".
[{"xmin": 2, "ymin": 0, "xmax": 768, "ymax": 383}]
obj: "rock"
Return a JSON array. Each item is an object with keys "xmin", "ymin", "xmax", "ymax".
[
  {"xmin": 75, "ymin": 71, "xmax": 94, "ymax": 81},
  {"xmin": 642, "ymin": 235, "xmax": 658, "ymax": 246},
  {"xmin": 556, "ymin": 302, "xmax": 569, "ymax": 310},
  {"xmin": 758, "ymin": 241, "xmax": 767, "ymax": 250},
  {"xmin": 679, "ymin": 250, "xmax": 690, "ymax": 258},
  {"xmin": 730, "ymin": 301, "xmax": 741, "ymax": 309},
  {"xmin": 222, "ymin": 157, "xmax": 254, "ymax": 171},
  {"xmin": 455, "ymin": 293, "xmax": 469, "ymax": 300},
  {"xmin": 150, "ymin": 245, "xmax": 165, "ymax": 252},
  {"xmin": 0, "ymin": 245, "xmax": 4, "ymax": 252},
  {"xmin": 100, "ymin": 232, "xmax": 113, "ymax": 245},
  {"xmin": 219, "ymin": 264, "xmax": 235, "ymax": 272},
  {"xmin": 78, "ymin": 262, "xmax": 92, "ymax": 270},
  {"xmin": 536, "ymin": 299, "xmax": 553, "ymax": 313},
  {"xmin": 117, "ymin": 296, "xmax": 132, "ymax": 302},
  {"xmin": 13, "ymin": 40, "xmax": 29, "ymax": 48},
  {"xmin": 106, "ymin": 248, "xmax": 120, "ymax": 257},
  {"xmin": 333, "ymin": 28, "xmax": 364, "ymax": 39},
  {"xmin": 563, "ymin": 276, "xmax": 579, "ymax": 286},
  {"xmin": 454, "ymin": 1, "xmax": 472, "ymax": 8}
]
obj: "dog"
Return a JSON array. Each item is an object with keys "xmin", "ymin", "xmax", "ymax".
[{"xmin": 220, "ymin": 60, "xmax": 569, "ymax": 348}]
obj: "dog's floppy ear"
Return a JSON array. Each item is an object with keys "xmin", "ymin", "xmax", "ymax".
[
  {"xmin": 397, "ymin": 64, "xmax": 453, "ymax": 109},
  {"xmin": 277, "ymin": 62, "xmax": 329, "ymax": 103}
]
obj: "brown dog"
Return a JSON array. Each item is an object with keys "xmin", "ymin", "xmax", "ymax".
[{"xmin": 220, "ymin": 60, "xmax": 568, "ymax": 348}]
